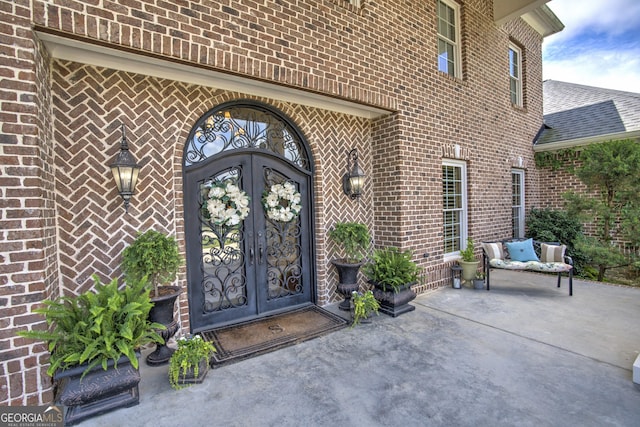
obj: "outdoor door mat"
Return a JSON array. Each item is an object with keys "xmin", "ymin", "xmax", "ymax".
[{"xmin": 202, "ymin": 305, "xmax": 347, "ymax": 367}]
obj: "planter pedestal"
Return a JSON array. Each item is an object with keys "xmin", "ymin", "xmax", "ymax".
[
  {"xmin": 371, "ymin": 282, "xmax": 416, "ymax": 317},
  {"xmin": 331, "ymin": 260, "xmax": 364, "ymax": 311},
  {"xmin": 147, "ymin": 286, "xmax": 182, "ymax": 366},
  {"xmin": 54, "ymin": 353, "xmax": 140, "ymax": 426}
]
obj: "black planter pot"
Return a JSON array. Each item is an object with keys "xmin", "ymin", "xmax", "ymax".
[
  {"xmin": 174, "ymin": 358, "xmax": 209, "ymax": 387},
  {"xmin": 370, "ymin": 281, "xmax": 417, "ymax": 317},
  {"xmin": 54, "ymin": 352, "xmax": 141, "ymax": 426},
  {"xmin": 147, "ymin": 286, "xmax": 183, "ymax": 366},
  {"xmin": 331, "ymin": 259, "xmax": 364, "ymax": 311}
]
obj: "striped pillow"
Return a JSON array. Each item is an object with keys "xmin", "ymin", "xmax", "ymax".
[
  {"xmin": 482, "ymin": 242, "xmax": 504, "ymax": 261},
  {"xmin": 540, "ymin": 243, "xmax": 566, "ymax": 263}
]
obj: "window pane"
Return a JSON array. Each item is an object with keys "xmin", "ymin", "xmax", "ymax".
[{"xmin": 443, "ymin": 163, "xmax": 464, "ymax": 254}]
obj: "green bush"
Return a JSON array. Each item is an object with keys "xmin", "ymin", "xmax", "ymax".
[
  {"xmin": 328, "ymin": 222, "xmax": 371, "ymax": 263},
  {"xmin": 122, "ymin": 230, "xmax": 183, "ymax": 297},
  {"xmin": 526, "ymin": 208, "xmax": 588, "ymax": 274},
  {"xmin": 362, "ymin": 247, "xmax": 421, "ymax": 293},
  {"xmin": 19, "ymin": 276, "xmax": 165, "ymax": 378}
]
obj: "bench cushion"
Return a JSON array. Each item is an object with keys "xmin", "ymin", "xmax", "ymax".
[
  {"xmin": 505, "ymin": 238, "xmax": 539, "ymax": 262},
  {"xmin": 540, "ymin": 243, "xmax": 566, "ymax": 263},
  {"xmin": 489, "ymin": 259, "xmax": 572, "ymax": 273},
  {"xmin": 482, "ymin": 242, "xmax": 504, "ymax": 261}
]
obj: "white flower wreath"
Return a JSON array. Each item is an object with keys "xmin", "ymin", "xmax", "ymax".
[
  {"xmin": 204, "ymin": 180, "xmax": 250, "ymax": 226},
  {"xmin": 262, "ymin": 182, "xmax": 302, "ymax": 223}
]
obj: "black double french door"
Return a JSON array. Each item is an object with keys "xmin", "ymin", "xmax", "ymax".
[{"xmin": 184, "ymin": 151, "xmax": 314, "ymax": 332}]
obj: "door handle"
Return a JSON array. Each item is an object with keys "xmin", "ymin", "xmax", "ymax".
[
  {"xmin": 259, "ymin": 246, "xmax": 264, "ymax": 264},
  {"xmin": 249, "ymin": 247, "xmax": 254, "ymax": 265}
]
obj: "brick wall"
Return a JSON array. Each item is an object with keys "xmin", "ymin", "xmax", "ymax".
[
  {"xmin": 1, "ymin": 3, "xmax": 56, "ymax": 405},
  {"xmin": 2, "ymin": 0, "xmax": 547, "ymax": 404}
]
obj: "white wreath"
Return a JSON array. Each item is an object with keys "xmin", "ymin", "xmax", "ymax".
[
  {"xmin": 262, "ymin": 182, "xmax": 302, "ymax": 223},
  {"xmin": 204, "ymin": 180, "xmax": 250, "ymax": 226}
]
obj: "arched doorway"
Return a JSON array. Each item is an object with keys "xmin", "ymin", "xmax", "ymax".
[{"xmin": 183, "ymin": 101, "xmax": 315, "ymax": 332}]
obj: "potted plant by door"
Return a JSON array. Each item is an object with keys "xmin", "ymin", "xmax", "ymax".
[
  {"xmin": 350, "ymin": 290, "xmax": 380, "ymax": 327},
  {"xmin": 18, "ymin": 276, "xmax": 164, "ymax": 426},
  {"xmin": 168, "ymin": 335, "xmax": 217, "ymax": 389},
  {"xmin": 122, "ymin": 229, "xmax": 184, "ymax": 365},
  {"xmin": 362, "ymin": 247, "xmax": 421, "ymax": 317},
  {"xmin": 473, "ymin": 271, "xmax": 485, "ymax": 290},
  {"xmin": 328, "ymin": 222, "xmax": 371, "ymax": 310},
  {"xmin": 458, "ymin": 237, "xmax": 480, "ymax": 284}
]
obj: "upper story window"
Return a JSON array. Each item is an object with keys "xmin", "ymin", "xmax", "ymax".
[
  {"xmin": 437, "ymin": 0, "xmax": 461, "ymax": 78},
  {"xmin": 509, "ymin": 43, "xmax": 523, "ymax": 107}
]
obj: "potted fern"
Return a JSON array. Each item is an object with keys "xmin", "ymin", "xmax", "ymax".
[
  {"xmin": 18, "ymin": 276, "xmax": 164, "ymax": 425},
  {"xmin": 169, "ymin": 335, "xmax": 216, "ymax": 389},
  {"xmin": 328, "ymin": 222, "xmax": 371, "ymax": 310},
  {"xmin": 122, "ymin": 229, "xmax": 184, "ymax": 365},
  {"xmin": 458, "ymin": 237, "xmax": 479, "ymax": 283},
  {"xmin": 362, "ymin": 247, "xmax": 421, "ymax": 317}
]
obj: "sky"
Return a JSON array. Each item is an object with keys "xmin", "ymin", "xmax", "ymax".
[{"xmin": 542, "ymin": 0, "xmax": 640, "ymax": 93}]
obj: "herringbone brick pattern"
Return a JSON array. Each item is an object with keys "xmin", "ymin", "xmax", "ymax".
[{"xmin": 51, "ymin": 61, "xmax": 373, "ymax": 321}]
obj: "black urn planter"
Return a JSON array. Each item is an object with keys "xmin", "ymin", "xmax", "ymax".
[
  {"xmin": 371, "ymin": 281, "xmax": 417, "ymax": 317},
  {"xmin": 147, "ymin": 286, "xmax": 183, "ymax": 366},
  {"xmin": 331, "ymin": 259, "xmax": 364, "ymax": 311},
  {"xmin": 54, "ymin": 352, "xmax": 141, "ymax": 426}
]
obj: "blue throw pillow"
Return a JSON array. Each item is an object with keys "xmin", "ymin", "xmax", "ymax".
[{"xmin": 505, "ymin": 239, "xmax": 539, "ymax": 262}]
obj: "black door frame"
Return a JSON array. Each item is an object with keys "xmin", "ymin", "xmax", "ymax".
[{"xmin": 182, "ymin": 101, "xmax": 316, "ymax": 332}]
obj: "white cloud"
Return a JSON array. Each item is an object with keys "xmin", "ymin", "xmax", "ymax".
[
  {"xmin": 543, "ymin": 0, "xmax": 640, "ymax": 93},
  {"xmin": 546, "ymin": 0, "xmax": 640, "ymax": 44}
]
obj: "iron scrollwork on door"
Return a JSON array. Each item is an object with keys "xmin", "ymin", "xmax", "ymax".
[
  {"xmin": 184, "ymin": 106, "xmax": 309, "ymax": 169},
  {"xmin": 198, "ymin": 168, "xmax": 248, "ymax": 312},
  {"xmin": 263, "ymin": 168, "xmax": 303, "ymax": 300}
]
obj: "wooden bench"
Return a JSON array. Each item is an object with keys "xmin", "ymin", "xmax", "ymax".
[{"xmin": 481, "ymin": 238, "xmax": 574, "ymax": 295}]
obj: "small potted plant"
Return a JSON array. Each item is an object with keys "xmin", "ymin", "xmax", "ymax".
[
  {"xmin": 328, "ymin": 222, "xmax": 371, "ymax": 310},
  {"xmin": 350, "ymin": 290, "xmax": 380, "ymax": 327},
  {"xmin": 362, "ymin": 247, "xmax": 421, "ymax": 317},
  {"xmin": 458, "ymin": 237, "xmax": 479, "ymax": 283},
  {"xmin": 473, "ymin": 271, "xmax": 485, "ymax": 290},
  {"xmin": 18, "ymin": 276, "xmax": 164, "ymax": 425},
  {"xmin": 169, "ymin": 335, "xmax": 217, "ymax": 390},
  {"xmin": 122, "ymin": 229, "xmax": 184, "ymax": 365}
]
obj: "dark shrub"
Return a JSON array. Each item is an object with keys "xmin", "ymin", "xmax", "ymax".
[{"xmin": 526, "ymin": 208, "xmax": 588, "ymax": 274}]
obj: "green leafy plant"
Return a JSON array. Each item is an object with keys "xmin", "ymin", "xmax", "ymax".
[
  {"xmin": 169, "ymin": 335, "xmax": 216, "ymax": 390},
  {"xmin": 474, "ymin": 271, "xmax": 485, "ymax": 280},
  {"xmin": 562, "ymin": 139, "xmax": 640, "ymax": 281},
  {"xmin": 459, "ymin": 237, "xmax": 476, "ymax": 262},
  {"xmin": 122, "ymin": 230, "xmax": 183, "ymax": 298},
  {"xmin": 351, "ymin": 290, "xmax": 380, "ymax": 327},
  {"xmin": 18, "ymin": 275, "xmax": 165, "ymax": 378},
  {"xmin": 328, "ymin": 222, "xmax": 371, "ymax": 263},
  {"xmin": 362, "ymin": 247, "xmax": 421, "ymax": 293},
  {"xmin": 526, "ymin": 207, "xmax": 588, "ymax": 274}
]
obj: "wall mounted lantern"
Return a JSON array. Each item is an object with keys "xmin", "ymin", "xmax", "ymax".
[
  {"xmin": 110, "ymin": 124, "xmax": 140, "ymax": 213},
  {"xmin": 342, "ymin": 148, "xmax": 365, "ymax": 200}
]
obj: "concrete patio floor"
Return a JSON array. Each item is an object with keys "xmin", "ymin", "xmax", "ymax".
[{"xmin": 83, "ymin": 270, "xmax": 640, "ymax": 427}]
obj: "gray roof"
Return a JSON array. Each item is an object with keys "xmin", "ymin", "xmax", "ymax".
[{"xmin": 536, "ymin": 80, "xmax": 640, "ymax": 146}]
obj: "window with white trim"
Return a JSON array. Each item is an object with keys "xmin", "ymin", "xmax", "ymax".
[
  {"xmin": 443, "ymin": 160, "xmax": 467, "ymax": 256},
  {"xmin": 437, "ymin": 0, "xmax": 461, "ymax": 78},
  {"xmin": 509, "ymin": 44, "xmax": 523, "ymax": 106},
  {"xmin": 512, "ymin": 169, "xmax": 525, "ymax": 238}
]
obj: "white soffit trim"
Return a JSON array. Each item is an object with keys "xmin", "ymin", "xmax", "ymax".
[
  {"xmin": 533, "ymin": 130, "xmax": 640, "ymax": 152},
  {"xmin": 522, "ymin": 5, "xmax": 564, "ymax": 37},
  {"xmin": 493, "ymin": 0, "xmax": 548, "ymax": 26},
  {"xmin": 36, "ymin": 31, "xmax": 393, "ymax": 120}
]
